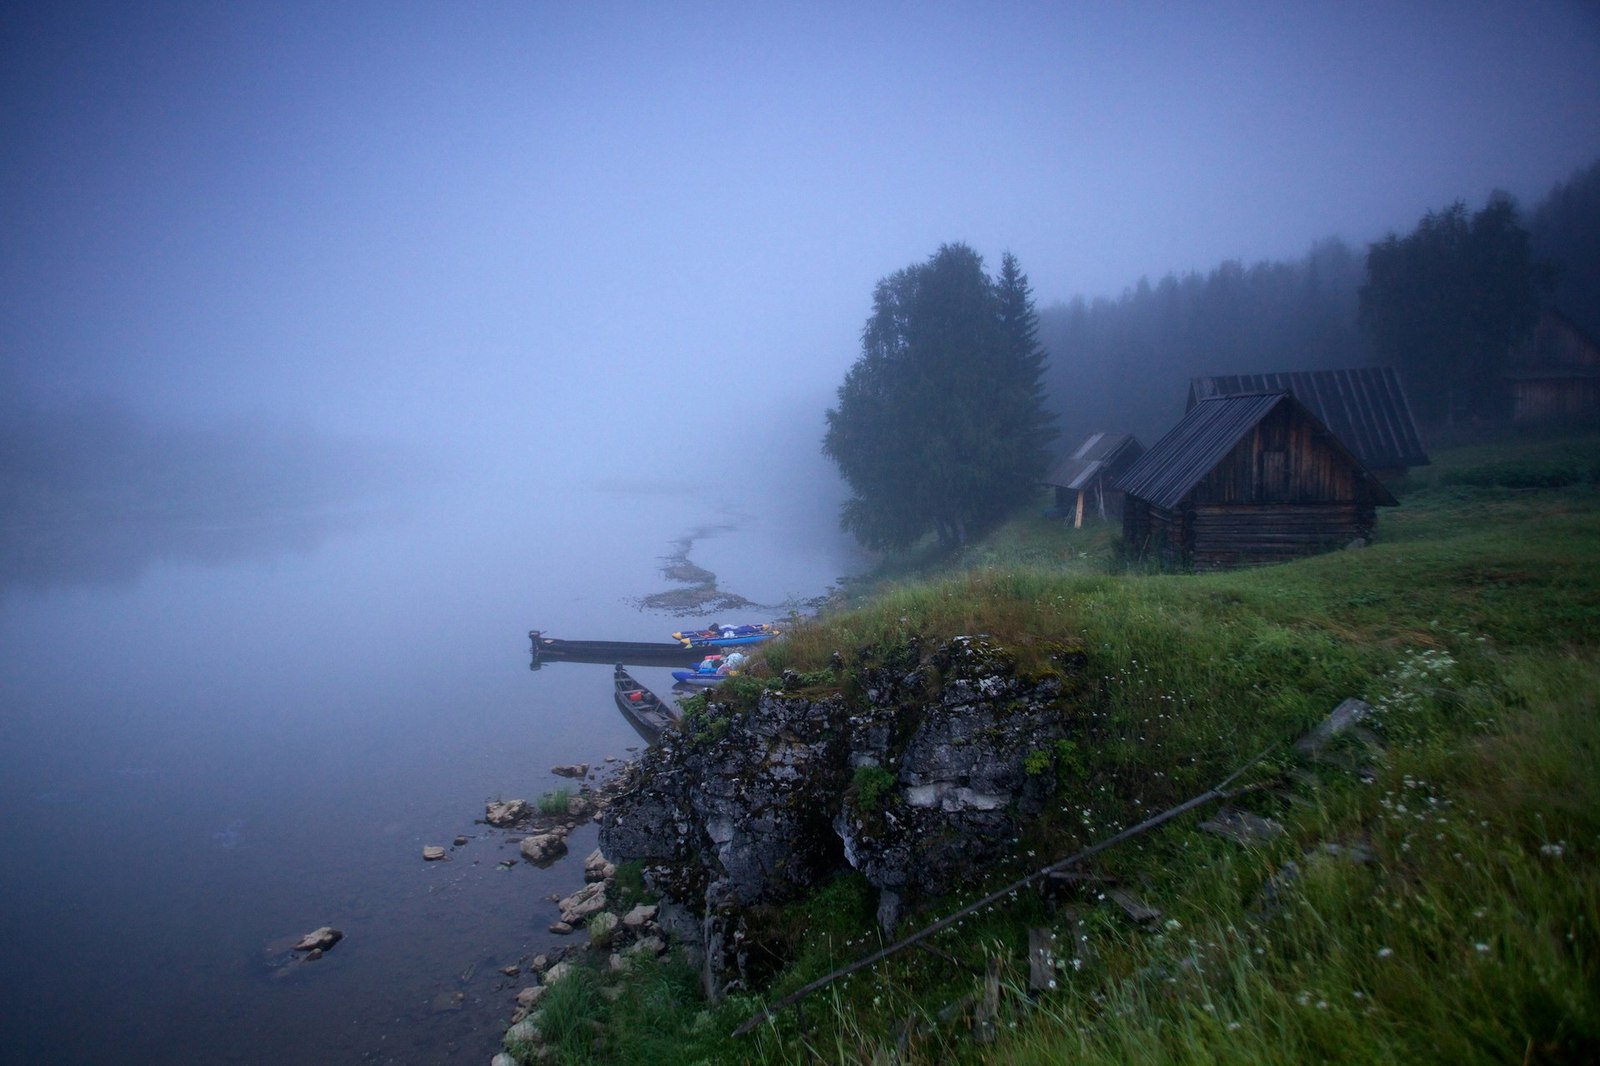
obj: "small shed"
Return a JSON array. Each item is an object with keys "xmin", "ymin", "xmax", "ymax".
[
  {"xmin": 1044, "ymin": 432, "xmax": 1144, "ymax": 527},
  {"xmin": 1188, "ymin": 367, "xmax": 1428, "ymax": 481},
  {"xmin": 1503, "ymin": 309, "xmax": 1600, "ymax": 424},
  {"xmin": 1117, "ymin": 391, "xmax": 1398, "ymax": 570}
]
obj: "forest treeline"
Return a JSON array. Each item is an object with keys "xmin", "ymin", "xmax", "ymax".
[{"xmin": 1041, "ymin": 157, "xmax": 1600, "ymax": 446}]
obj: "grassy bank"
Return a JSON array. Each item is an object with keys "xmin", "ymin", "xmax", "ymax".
[{"xmin": 533, "ymin": 433, "xmax": 1600, "ymax": 1064}]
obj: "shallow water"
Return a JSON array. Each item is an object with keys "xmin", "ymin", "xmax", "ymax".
[{"xmin": 0, "ymin": 465, "xmax": 855, "ymax": 1064}]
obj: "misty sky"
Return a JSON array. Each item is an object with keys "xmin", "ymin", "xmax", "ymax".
[{"xmin": 4, "ymin": 1, "xmax": 1598, "ymax": 479}]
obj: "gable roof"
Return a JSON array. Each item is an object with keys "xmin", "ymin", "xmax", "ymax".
[
  {"xmin": 1117, "ymin": 391, "xmax": 1397, "ymax": 510},
  {"xmin": 1044, "ymin": 432, "xmax": 1141, "ymax": 491},
  {"xmin": 1188, "ymin": 367, "xmax": 1428, "ymax": 470},
  {"xmin": 1506, "ymin": 307, "xmax": 1600, "ymax": 375}
]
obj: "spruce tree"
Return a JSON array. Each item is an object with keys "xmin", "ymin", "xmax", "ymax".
[{"xmin": 994, "ymin": 252, "xmax": 1059, "ymax": 508}]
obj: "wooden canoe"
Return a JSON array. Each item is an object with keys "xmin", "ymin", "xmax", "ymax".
[{"xmin": 613, "ymin": 664, "xmax": 679, "ymax": 744}]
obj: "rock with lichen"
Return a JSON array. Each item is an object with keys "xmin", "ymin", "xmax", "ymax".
[{"xmin": 599, "ymin": 635, "xmax": 1085, "ymax": 993}]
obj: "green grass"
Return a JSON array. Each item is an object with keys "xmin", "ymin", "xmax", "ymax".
[
  {"xmin": 528, "ymin": 433, "xmax": 1600, "ymax": 1065},
  {"xmin": 536, "ymin": 788, "xmax": 573, "ymax": 815}
]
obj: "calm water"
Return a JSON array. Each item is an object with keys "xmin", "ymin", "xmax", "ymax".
[{"xmin": 0, "ymin": 464, "xmax": 855, "ymax": 1064}]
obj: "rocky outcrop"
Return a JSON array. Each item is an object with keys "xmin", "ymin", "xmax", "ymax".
[{"xmin": 599, "ymin": 636, "xmax": 1085, "ymax": 992}]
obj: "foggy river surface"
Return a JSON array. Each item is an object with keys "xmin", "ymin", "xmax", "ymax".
[{"xmin": 0, "ymin": 470, "xmax": 856, "ymax": 1065}]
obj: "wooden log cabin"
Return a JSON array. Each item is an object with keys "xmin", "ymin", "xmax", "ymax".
[
  {"xmin": 1503, "ymin": 308, "xmax": 1600, "ymax": 425},
  {"xmin": 1044, "ymin": 432, "xmax": 1144, "ymax": 527},
  {"xmin": 1116, "ymin": 391, "xmax": 1397, "ymax": 570}
]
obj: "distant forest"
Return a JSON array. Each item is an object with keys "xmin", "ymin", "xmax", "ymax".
[{"xmin": 1041, "ymin": 157, "xmax": 1600, "ymax": 448}]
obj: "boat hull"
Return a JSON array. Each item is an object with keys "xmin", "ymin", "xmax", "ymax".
[
  {"xmin": 529, "ymin": 631, "xmax": 706, "ymax": 669},
  {"xmin": 613, "ymin": 665, "xmax": 678, "ymax": 743}
]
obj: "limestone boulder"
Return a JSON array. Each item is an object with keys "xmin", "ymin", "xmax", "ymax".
[
  {"xmin": 485, "ymin": 799, "xmax": 531, "ymax": 827},
  {"xmin": 558, "ymin": 882, "xmax": 607, "ymax": 924},
  {"xmin": 292, "ymin": 927, "xmax": 342, "ymax": 952},
  {"xmin": 519, "ymin": 831, "xmax": 568, "ymax": 865}
]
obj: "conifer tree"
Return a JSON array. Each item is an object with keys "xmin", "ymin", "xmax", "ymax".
[
  {"xmin": 823, "ymin": 244, "xmax": 1056, "ymax": 550},
  {"xmin": 1360, "ymin": 193, "xmax": 1545, "ymax": 423},
  {"xmin": 994, "ymin": 252, "xmax": 1059, "ymax": 507}
]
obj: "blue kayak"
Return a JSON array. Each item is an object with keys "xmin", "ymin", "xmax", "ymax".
[
  {"xmin": 670, "ymin": 670, "xmax": 726, "ymax": 686},
  {"xmin": 671, "ymin": 651, "xmax": 747, "ymax": 686},
  {"xmin": 673, "ymin": 622, "xmax": 779, "ymax": 649}
]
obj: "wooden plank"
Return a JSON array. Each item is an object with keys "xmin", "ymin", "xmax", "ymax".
[
  {"xmin": 1198, "ymin": 807, "xmax": 1285, "ymax": 846},
  {"xmin": 972, "ymin": 956, "xmax": 1001, "ymax": 1044},
  {"xmin": 1027, "ymin": 927, "xmax": 1057, "ymax": 993},
  {"xmin": 1107, "ymin": 888, "xmax": 1161, "ymax": 924}
]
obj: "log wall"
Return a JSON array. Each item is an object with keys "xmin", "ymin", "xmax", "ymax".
[{"xmin": 1190, "ymin": 502, "xmax": 1374, "ymax": 570}]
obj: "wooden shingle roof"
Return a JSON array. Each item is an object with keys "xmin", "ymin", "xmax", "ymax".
[
  {"xmin": 1044, "ymin": 432, "xmax": 1141, "ymax": 491},
  {"xmin": 1187, "ymin": 367, "xmax": 1428, "ymax": 470},
  {"xmin": 1117, "ymin": 392, "xmax": 1398, "ymax": 510}
]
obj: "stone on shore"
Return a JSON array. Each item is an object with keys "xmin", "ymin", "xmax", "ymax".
[
  {"xmin": 557, "ymin": 882, "xmax": 607, "ymax": 924},
  {"xmin": 548, "ymin": 921, "xmax": 573, "ymax": 935},
  {"xmin": 519, "ymin": 831, "xmax": 569, "ymax": 864},
  {"xmin": 550, "ymin": 763, "xmax": 588, "ymax": 779},
  {"xmin": 625, "ymin": 935, "xmax": 666, "ymax": 958},
  {"xmin": 622, "ymin": 904, "xmax": 658, "ymax": 929},
  {"xmin": 583, "ymin": 848, "xmax": 614, "ymax": 883},
  {"xmin": 485, "ymin": 798, "xmax": 531, "ymax": 827},
  {"xmin": 422, "ymin": 846, "xmax": 448, "ymax": 861},
  {"xmin": 516, "ymin": 984, "xmax": 547, "ymax": 1009},
  {"xmin": 504, "ymin": 1017, "xmax": 541, "ymax": 1047},
  {"xmin": 542, "ymin": 961, "xmax": 574, "ymax": 985},
  {"xmin": 293, "ymin": 927, "xmax": 343, "ymax": 952}
]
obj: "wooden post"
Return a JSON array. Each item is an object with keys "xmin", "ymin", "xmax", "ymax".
[{"xmin": 1074, "ymin": 490, "xmax": 1085, "ymax": 528}]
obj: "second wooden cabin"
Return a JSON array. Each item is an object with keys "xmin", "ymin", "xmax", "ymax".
[{"xmin": 1116, "ymin": 391, "xmax": 1397, "ymax": 569}]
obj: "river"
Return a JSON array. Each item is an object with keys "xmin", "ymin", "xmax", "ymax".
[{"xmin": 0, "ymin": 460, "xmax": 857, "ymax": 1064}]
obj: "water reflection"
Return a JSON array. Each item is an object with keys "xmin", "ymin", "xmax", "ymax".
[{"xmin": 0, "ymin": 401, "xmax": 403, "ymax": 593}]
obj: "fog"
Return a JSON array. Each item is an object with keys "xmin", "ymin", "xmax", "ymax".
[
  {"xmin": 5, "ymin": 2, "xmax": 1599, "ymax": 477},
  {"xmin": 2, "ymin": 3, "xmax": 1598, "ymax": 1063}
]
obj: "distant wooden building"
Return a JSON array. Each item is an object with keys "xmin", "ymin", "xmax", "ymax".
[
  {"xmin": 1188, "ymin": 367, "xmax": 1428, "ymax": 481},
  {"xmin": 1504, "ymin": 309, "xmax": 1600, "ymax": 424},
  {"xmin": 1044, "ymin": 432, "xmax": 1144, "ymax": 527},
  {"xmin": 1117, "ymin": 392, "xmax": 1398, "ymax": 570}
]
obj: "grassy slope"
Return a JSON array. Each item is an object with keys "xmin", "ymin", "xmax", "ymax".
[{"xmin": 541, "ymin": 434, "xmax": 1600, "ymax": 1065}]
